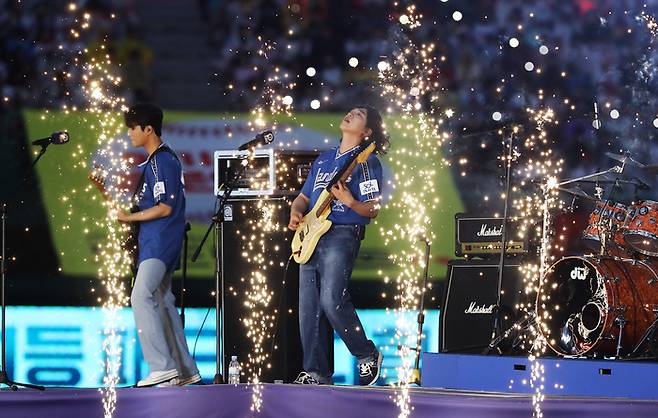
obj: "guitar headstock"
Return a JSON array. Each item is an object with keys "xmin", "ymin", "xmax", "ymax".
[{"xmin": 88, "ymin": 168, "xmax": 107, "ymax": 195}]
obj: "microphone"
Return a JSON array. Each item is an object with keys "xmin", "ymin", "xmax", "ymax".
[
  {"xmin": 237, "ymin": 130, "xmax": 274, "ymax": 150},
  {"xmin": 32, "ymin": 131, "xmax": 70, "ymax": 147},
  {"xmin": 592, "ymin": 102, "xmax": 601, "ymax": 130}
]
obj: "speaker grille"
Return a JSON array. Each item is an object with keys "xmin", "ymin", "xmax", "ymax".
[{"xmin": 440, "ymin": 260, "xmax": 525, "ymax": 353}]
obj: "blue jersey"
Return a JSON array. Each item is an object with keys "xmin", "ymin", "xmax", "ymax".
[
  {"xmin": 300, "ymin": 145, "xmax": 383, "ymax": 225},
  {"xmin": 135, "ymin": 143, "xmax": 186, "ymax": 272}
]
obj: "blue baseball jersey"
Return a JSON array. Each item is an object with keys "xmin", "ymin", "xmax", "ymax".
[
  {"xmin": 300, "ymin": 145, "xmax": 383, "ymax": 225},
  {"xmin": 136, "ymin": 143, "xmax": 186, "ymax": 272}
]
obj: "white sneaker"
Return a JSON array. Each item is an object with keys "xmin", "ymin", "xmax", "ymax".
[
  {"xmin": 137, "ymin": 369, "xmax": 179, "ymax": 387},
  {"xmin": 156, "ymin": 377, "xmax": 180, "ymax": 387},
  {"xmin": 178, "ymin": 373, "xmax": 202, "ymax": 386}
]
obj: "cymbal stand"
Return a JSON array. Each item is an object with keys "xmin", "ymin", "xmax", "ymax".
[{"xmin": 556, "ymin": 165, "xmax": 623, "ymax": 188}]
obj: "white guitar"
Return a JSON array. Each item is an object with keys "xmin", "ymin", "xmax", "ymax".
[{"xmin": 291, "ymin": 140, "xmax": 376, "ymax": 264}]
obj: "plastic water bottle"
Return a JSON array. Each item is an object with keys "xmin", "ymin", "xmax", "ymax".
[{"xmin": 228, "ymin": 355, "xmax": 240, "ymax": 384}]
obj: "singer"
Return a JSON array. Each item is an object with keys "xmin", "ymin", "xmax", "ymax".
[
  {"xmin": 288, "ymin": 106, "xmax": 390, "ymax": 386},
  {"xmin": 111, "ymin": 103, "xmax": 200, "ymax": 387}
]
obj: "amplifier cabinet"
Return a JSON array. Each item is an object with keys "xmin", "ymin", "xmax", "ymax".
[{"xmin": 440, "ymin": 259, "xmax": 527, "ymax": 354}]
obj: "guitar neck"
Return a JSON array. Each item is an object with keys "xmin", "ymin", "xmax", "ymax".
[{"xmin": 315, "ymin": 158, "xmax": 360, "ymax": 217}]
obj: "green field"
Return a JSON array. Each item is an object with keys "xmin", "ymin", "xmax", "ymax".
[{"xmin": 23, "ymin": 110, "xmax": 462, "ymax": 281}]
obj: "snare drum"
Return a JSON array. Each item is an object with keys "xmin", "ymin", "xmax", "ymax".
[{"xmin": 624, "ymin": 200, "xmax": 658, "ymax": 257}]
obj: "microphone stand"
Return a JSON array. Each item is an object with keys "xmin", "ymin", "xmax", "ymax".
[
  {"xmin": 484, "ymin": 128, "xmax": 516, "ymax": 354},
  {"xmin": 179, "ymin": 222, "xmax": 191, "ymax": 328},
  {"xmin": 410, "ymin": 238, "xmax": 430, "ymax": 385},
  {"xmin": 191, "ymin": 158, "xmax": 250, "ymax": 384},
  {"xmin": 2, "ymin": 143, "xmax": 52, "ymax": 391}
]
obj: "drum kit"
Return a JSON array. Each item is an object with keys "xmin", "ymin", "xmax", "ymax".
[{"xmin": 537, "ymin": 152, "xmax": 658, "ymax": 358}]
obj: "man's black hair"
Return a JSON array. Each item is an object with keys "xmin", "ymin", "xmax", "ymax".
[
  {"xmin": 359, "ymin": 105, "xmax": 390, "ymax": 155},
  {"xmin": 124, "ymin": 103, "xmax": 163, "ymax": 137}
]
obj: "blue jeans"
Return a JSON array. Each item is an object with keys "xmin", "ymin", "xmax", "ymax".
[
  {"xmin": 299, "ymin": 225, "xmax": 377, "ymax": 384},
  {"xmin": 131, "ymin": 258, "xmax": 199, "ymax": 378}
]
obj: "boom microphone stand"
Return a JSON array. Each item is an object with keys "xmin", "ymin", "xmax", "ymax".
[
  {"xmin": 1, "ymin": 141, "xmax": 55, "ymax": 391},
  {"xmin": 484, "ymin": 127, "xmax": 516, "ymax": 354},
  {"xmin": 192, "ymin": 157, "xmax": 250, "ymax": 384}
]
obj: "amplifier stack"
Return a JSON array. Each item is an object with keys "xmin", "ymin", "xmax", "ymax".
[{"xmin": 440, "ymin": 214, "xmax": 530, "ymax": 354}]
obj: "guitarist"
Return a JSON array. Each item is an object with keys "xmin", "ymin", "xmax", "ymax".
[
  {"xmin": 109, "ymin": 104, "xmax": 200, "ymax": 387},
  {"xmin": 288, "ymin": 106, "xmax": 389, "ymax": 386}
]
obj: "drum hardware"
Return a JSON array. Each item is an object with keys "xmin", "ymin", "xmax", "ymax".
[
  {"xmin": 557, "ymin": 165, "xmax": 623, "ymax": 188},
  {"xmin": 594, "ymin": 185, "xmax": 604, "ymax": 199},
  {"xmin": 608, "ymin": 305, "xmax": 625, "ymax": 314},
  {"xmin": 630, "ymin": 312, "xmax": 658, "ymax": 357},
  {"xmin": 484, "ymin": 311, "xmax": 537, "ymax": 355},
  {"xmin": 614, "ymin": 316, "xmax": 627, "ymax": 357}
]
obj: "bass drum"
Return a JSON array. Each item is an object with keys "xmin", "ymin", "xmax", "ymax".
[{"xmin": 536, "ymin": 256, "xmax": 658, "ymax": 356}]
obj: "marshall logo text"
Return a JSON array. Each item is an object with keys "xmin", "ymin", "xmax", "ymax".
[
  {"xmin": 476, "ymin": 224, "xmax": 503, "ymax": 237},
  {"xmin": 464, "ymin": 302, "xmax": 495, "ymax": 314}
]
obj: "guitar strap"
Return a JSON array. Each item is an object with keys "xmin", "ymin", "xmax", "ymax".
[
  {"xmin": 131, "ymin": 145, "xmax": 180, "ymax": 204},
  {"xmin": 128, "ymin": 145, "xmax": 181, "ymax": 280}
]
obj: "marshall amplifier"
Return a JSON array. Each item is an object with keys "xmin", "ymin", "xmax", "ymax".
[
  {"xmin": 455, "ymin": 213, "xmax": 527, "ymax": 257},
  {"xmin": 440, "ymin": 259, "xmax": 526, "ymax": 354}
]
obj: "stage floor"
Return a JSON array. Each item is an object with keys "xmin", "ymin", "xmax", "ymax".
[{"xmin": 2, "ymin": 383, "xmax": 658, "ymax": 418}]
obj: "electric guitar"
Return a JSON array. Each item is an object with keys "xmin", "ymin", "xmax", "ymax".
[
  {"xmin": 291, "ymin": 140, "xmax": 376, "ymax": 264},
  {"xmin": 88, "ymin": 170, "xmax": 141, "ymax": 273}
]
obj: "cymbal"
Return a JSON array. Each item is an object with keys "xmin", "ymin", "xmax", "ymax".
[
  {"xmin": 557, "ymin": 186, "xmax": 598, "ymax": 201},
  {"xmin": 605, "ymin": 152, "xmax": 646, "ymax": 168}
]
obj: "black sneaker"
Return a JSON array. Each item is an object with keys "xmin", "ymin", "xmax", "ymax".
[
  {"xmin": 358, "ymin": 351, "xmax": 383, "ymax": 386},
  {"xmin": 293, "ymin": 371, "xmax": 320, "ymax": 385}
]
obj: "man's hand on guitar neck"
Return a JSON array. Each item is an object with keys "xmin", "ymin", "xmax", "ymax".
[
  {"xmin": 331, "ymin": 181, "xmax": 381, "ymax": 219},
  {"xmin": 330, "ymin": 181, "xmax": 356, "ymax": 207}
]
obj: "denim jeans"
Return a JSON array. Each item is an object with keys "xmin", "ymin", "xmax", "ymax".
[
  {"xmin": 131, "ymin": 258, "xmax": 199, "ymax": 378},
  {"xmin": 299, "ymin": 225, "xmax": 377, "ymax": 384}
]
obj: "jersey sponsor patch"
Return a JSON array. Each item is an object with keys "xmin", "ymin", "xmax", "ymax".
[
  {"xmin": 359, "ymin": 179, "xmax": 379, "ymax": 196},
  {"xmin": 153, "ymin": 181, "xmax": 165, "ymax": 198}
]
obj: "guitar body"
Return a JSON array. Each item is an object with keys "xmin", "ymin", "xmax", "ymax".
[
  {"xmin": 89, "ymin": 171, "xmax": 141, "ymax": 274},
  {"xmin": 292, "ymin": 190, "xmax": 333, "ymax": 264}
]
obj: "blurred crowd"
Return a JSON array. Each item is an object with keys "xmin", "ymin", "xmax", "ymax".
[
  {"xmin": 4, "ymin": 0, "xmax": 658, "ymax": 208},
  {"xmin": 198, "ymin": 0, "xmax": 392, "ymax": 110},
  {"xmin": 198, "ymin": 0, "xmax": 658, "ymax": 170},
  {"xmin": 0, "ymin": 0, "xmax": 153, "ymax": 108}
]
